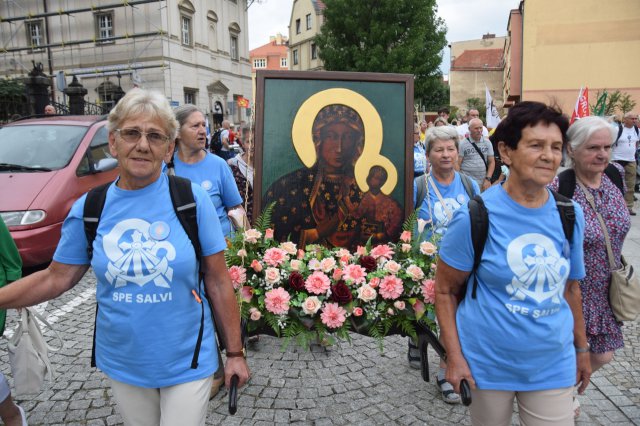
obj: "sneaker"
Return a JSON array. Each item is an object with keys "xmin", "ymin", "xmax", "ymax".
[
  {"xmin": 630, "ymin": 210, "xmax": 637, "ymax": 216},
  {"xmin": 436, "ymin": 378, "xmax": 461, "ymax": 404},
  {"xmin": 407, "ymin": 338, "xmax": 421, "ymax": 370}
]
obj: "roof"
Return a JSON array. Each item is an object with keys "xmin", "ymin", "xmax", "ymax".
[
  {"xmin": 249, "ymin": 40, "xmax": 288, "ymax": 58},
  {"xmin": 451, "ymin": 49, "xmax": 504, "ymax": 71},
  {"xmin": 311, "ymin": 0, "xmax": 326, "ymax": 13}
]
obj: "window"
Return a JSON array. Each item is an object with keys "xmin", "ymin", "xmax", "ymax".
[
  {"xmin": 311, "ymin": 43, "xmax": 317, "ymax": 60},
  {"xmin": 25, "ymin": 20, "xmax": 44, "ymax": 49},
  {"xmin": 280, "ymin": 57, "xmax": 287, "ymax": 68},
  {"xmin": 230, "ymin": 35, "xmax": 238, "ymax": 60},
  {"xmin": 292, "ymin": 49, "xmax": 299, "ymax": 65},
  {"xmin": 306, "ymin": 14, "xmax": 312, "ymax": 30},
  {"xmin": 253, "ymin": 58, "xmax": 266, "ymax": 68},
  {"xmin": 181, "ymin": 16, "xmax": 192, "ymax": 46},
  {"xmin": 95, "ymin": 12, "xmax": 114, "ymax": 42},
  {"xmin": 184, "ymin": 89, "xmax": 197, "ymax": 105},
  {"xmin": 295, "ymin": 19, "xmax": 301, "ymax": 34}
]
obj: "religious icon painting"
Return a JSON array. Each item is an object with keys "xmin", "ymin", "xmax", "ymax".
[{"xmin": 254, "ymin": 70, "xmax": 414, "ymax": 251}]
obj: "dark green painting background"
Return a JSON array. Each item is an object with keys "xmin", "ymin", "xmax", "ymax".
[{"xmin": 261, "ymin": 78, "xmax": 407, "ymax": 205}]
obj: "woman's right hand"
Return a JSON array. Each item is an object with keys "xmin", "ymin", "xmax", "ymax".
[{"xmin": 445, "ymin": 352, "xmax": 476, "ymax": 394}]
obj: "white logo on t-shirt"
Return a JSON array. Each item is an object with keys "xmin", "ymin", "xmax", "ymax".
[
  {"xmin": 505, "ymin": 233, "xmax": 568, "ymax": 304},
  {"xmin": 433, "ymin": 197, "xmax": 464, "ymax": 234},
  {"xmin": 103, "ymin": 219, "xmax": 176, "ymax": 288}
]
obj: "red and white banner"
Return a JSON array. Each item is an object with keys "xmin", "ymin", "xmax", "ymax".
[{"xmin": 570, "ymin": 86, "xmax": 589, "ymax": 124}]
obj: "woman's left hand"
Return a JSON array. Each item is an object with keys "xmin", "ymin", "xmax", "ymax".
[
  {"xmin": 575, "ymin": 352, "xmax": 591, "ymax": 394},
  {"xmin": 225, "ymin": 357, "xmax": 251, "ymax": 388}
]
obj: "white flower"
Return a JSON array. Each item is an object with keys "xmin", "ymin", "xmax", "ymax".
[
  {"xmin": 301, "ymin": 296, "xmax": 322, "ymax": 315},
  {"xmin": 357, "ymin": 284, "xmax": 377, "ymax": 302}
]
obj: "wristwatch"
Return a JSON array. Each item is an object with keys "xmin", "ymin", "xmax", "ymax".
[
  {"xmin": 484, "ymin": 176, "xmax": 492, "ymax": 182},
  {"xmin": 226, "ymin": 348, "xmax": 246, "ymax": 358},
  {"xmin": 575, "ymin": 344, "xmax": 590, "ymax": 353}
]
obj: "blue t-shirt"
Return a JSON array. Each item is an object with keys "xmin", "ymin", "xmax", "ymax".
[
  {"xmin": 413, "ymin": 143, "xmax": 427, "ymax": 175},
  {"xmin": 439, "ymin": 184, "xmax": 586, "ymax": 391},
  {"xmin": 413, "ymin": 172, "xmax": 480, "ymax": 241},
  {"xmin": 53, "ymin": 173, "xmax": 227, "ymax": 388},
  {"xmin": 172, "ymin": 151, "xmax": 243, "ymax": 237}
]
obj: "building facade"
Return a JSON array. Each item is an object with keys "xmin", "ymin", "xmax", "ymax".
[
  {"xmin": 288, "ymin": 0, "xmax": 325, "ymax": 71},
  {"xmin": 250, "ymin": 34, "xmax": 289, "ymax": 72},
  {"xmin": 0, "ymin": 0, "xmax": 252, "ymax": 124},
  {"xmin": 502, "ymin": 7, "xmax": 523, "ymax": 109}
]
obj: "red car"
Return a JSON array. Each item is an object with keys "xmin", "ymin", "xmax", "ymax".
[{"xmin": 0, "ymin": 116, "xmax": 119, "ymax": 267}]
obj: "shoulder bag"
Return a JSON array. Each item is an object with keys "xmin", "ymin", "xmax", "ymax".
[{"xmin": 577, "ymin": 181, "xmax": 640, "ymax": 321}]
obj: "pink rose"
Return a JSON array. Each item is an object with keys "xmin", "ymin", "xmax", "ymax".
[
  {"xmin": 308, "ymin": 259, "xmax": 321, "ymax": 271},
  {"xmin": 241, "ymin": 286, "xmax": 253, "ymax": 302},
  {"xmin": 263, "ymin": 247, "xmax": 288, "ymax": 267},
  {"xmin": 369, "ymin": 277, "xmax": 380, "ymax": 288},
  {"xmin": 265, "ymin": 267, "xmax": 281, "ymax": 285},
  {"xmin": 301, "ymin": 296, "xmax": 322, "ymax": 315},
  {"xmin": 237, "ymin": 249, "xmax": 247, "ymax": 258},
  {"xmin": 243, "ymin": 228, "xmax": 262, "ymax": 244},
  {"xmin": 279, "ymin": 241, "xmax": 297, "ymax": 255},
  {"xmin": 352, "ymin": 307, "xmax": 364, "ymax": 317},
  {"xmin": 370, "ymin": 244, "xmax": 394, "ymax": 260},
  {"xmin": 394, "ymin": 300, "xmax": 406, "ymax": 310},
  {"xmin": 387, "ymin": 308, "xmax": 395, "ymax": 315},
  {"xmin": 228, "ymin": 265, "xmax": 247, "ymax": 289},
  {"xmin": 297, "ymin": 249, "xmax": 305, "ymax": 259},
  {"xmin": 249, "ymin": 307, "xmax": 262, "ymax": 321},
  {"xmin": 265, "ymin": 228, "xmax": 274, "ymax": 239},
  {"xmin": 250, "ymin": 259, "xmax": 263, "ymax": 272},
  {"xmin": 420, "ymin": 241, "xmax": 437, "ymax": 256},
  {"xmin": 264, "ymin": 287, "xmax": 290, "ymax": 315},
  {"xmin": 304, "ymin": 271, "xmax": 331, "ymax": 295},
  {"xmin": 290, "ymin": 259, "xmax": 303, "ymax": 271},
  {"xmin": 378, "ymin": 275, "xmax": 404, "ymax": 300},
  {"xmin": 406, "ymin": 264, "xmax": 425, "ymax": 281},
  {"xmin": 332, "ymin": 268, "xmax": 343, "ymax": 281},
  {"xmin": 421, "ymin": 279, "xmax": 436, "ymax": 304},
  {"xmin": 384, "ymin": 260, "xmax": 401, "ymax": 275},
  {"xmin": 356, "ymin": 246, "xmax": 367, "ymax": 256},
  {"xmin": 401, "ymin": 244, "xmax": 411, "ymax": 253},
  {"xmin": 357, "ymin": 284, "xmax": 377, "ymax": 302},
  {"xmin": 320, "ymin": 257, "xmax": 336, "ymax": 273},
  {"xmin": 400, "ymin": 230, "xmax": 412, "ymax": 243},
  {"xmin": 336, "ymin": 248, "xmax": 351, "ymax": 259},
  {"xmin": 343, "ymin": 264, "xmax": 367, "ymax": 285},
  {"xmin": 320, "ymin": 303, "xmax": 347, "ymax": 329}
]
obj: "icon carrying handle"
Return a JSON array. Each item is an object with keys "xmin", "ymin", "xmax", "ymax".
[
  {"xmin": 460, "ymin": 379, "xmax": 472, "ymax": 406},
  {"xmin": 228, "ymin": 375, "xmax": 239, "ymax": 415}
]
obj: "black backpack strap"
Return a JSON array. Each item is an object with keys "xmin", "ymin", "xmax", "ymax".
[
  {"xmin": 414, "ymin": 174, "xmax": 427, "ymax": 209},
  {"xmin": 459, "ymin": 172, "xmax": 476, "ymax": 198},
  {"xmin": 468, "ymin": 195, "xmax": 488, "ymax": 299},
  {"xmin": 556, "ymin": 168, "xmax": 576, "ymax": 199},
  {"xmin": 83, "ymin": 181, "xmax": 112, "ymax": 368},
  {"xmin": 467, "ymin": 138, "xmax": 488, "ymax": 170},
  {"xmin": 167, "ymin": 175, "xmax": 207, "ymax": 369},
  {"xmin": 615, "ymin": 123, "xmax": 623, "ymax": 145},
  {"xmin": 604, "ymin": 163, "xmax": 625, "ymax": 196},
  {"xmin": 550, "ymin": 190, "xmax": 575, "ymax": 244}
]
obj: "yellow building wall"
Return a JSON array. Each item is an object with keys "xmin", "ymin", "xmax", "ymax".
[{"xmin": 522, "ymin": 0, "xmax": 640, "ymax": 114}]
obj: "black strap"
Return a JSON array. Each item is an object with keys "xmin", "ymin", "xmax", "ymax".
[
  {"xmin": 459, "ymin": 173, "xmax": 477, "ymax": 198},
  {"xmin": 414, "ymin": 174, "xmax": 428, "ymax": 208},
  {"xmin": 83, "ymin": 182, "xmax": 112, "ymax": 260},
  {"xmin": 467, "ymin": 195, "xmax": 488, "ymax": 299},
  {"xmin": 557, "ymin": 164, "xmax": 623, "ymax": 199},
  {"xmin": 550, "ymin": 190, "xmax": 575, "ymax": 243},
  {"xmin": 467, "ymin": 138, "xmax": 488, "ymax": 171},
  {"xmin": 604, "ymin": 163, "xmax": 625, "ymax": 196},
  {"xmin": 615, "ymin": 124, "xmax": 639, "ymax": 145}
]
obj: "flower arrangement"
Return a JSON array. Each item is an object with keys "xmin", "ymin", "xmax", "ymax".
[{"xmin": 225, "ymin": 205, "xmax": 438, "ymax": 349}]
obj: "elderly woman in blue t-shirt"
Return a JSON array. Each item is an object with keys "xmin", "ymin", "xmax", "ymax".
[
  {"xmin": 435, "ymin": 101, "xmax": 591, "ymax": 425},
  {"xmin": 0, "ymin": 89, "xmax": 250, "ymax": 425}
]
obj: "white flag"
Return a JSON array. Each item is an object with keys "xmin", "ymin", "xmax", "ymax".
[{"xmin": 485, "ymin": 85, "xmax": 501, "ymax": 129}]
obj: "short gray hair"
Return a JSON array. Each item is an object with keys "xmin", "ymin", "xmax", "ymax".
[
  {"xmin": 174, "ymin": 104, "xmax": 203, "ymax": 128},
  {"xmin": 433, "ymin": 117, "xmax": 448, "ymax": 126},
  {"xmin": 565, "ymin": 116, "xmax": 616, "ymax": 168},
  {"xmin": 425, "ymin": 125, "xmax": 459, "ymax": 155},
  {"xmin": 107, "ymin": 88, "xmax": 178, "ymax": 139}
]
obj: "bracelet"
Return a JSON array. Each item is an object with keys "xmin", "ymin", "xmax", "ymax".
[
  {"xmin": 575, "ymin": 344, "xmax": 590, "ymax": 353},
  {"xmin": 226, "ymin": 348, "xmax": 246, "ymax": 358},
  {"xmin": 484, "ymin": 177, "xmax": 491, "ymax": 182}
]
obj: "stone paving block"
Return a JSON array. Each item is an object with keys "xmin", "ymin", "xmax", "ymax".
[
  {"xmin": 273, "ymin": 398, "xmax": 296, "ymax": 410},
  {"xmin": 87, "ymin": 407, "xmax": 113, "ymax": 420},
  {"xmin": 253, "ymin": 408, "xmax": 275, "ymax": 421}
]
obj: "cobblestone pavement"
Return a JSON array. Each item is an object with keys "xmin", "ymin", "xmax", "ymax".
[{"xmin": 0, "ymin": 205, "xmax": 638, "ymax": 425}]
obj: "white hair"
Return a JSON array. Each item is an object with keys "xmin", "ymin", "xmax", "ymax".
[{"xmin": 565, "ymin": 116, "xmax": 616, "ymax": 168}]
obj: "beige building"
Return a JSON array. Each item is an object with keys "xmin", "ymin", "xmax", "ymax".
[
  {"xmin": 0, "ymin": 0, "xmax": 252, "ymax": 124},
  {"xmin": 449, "ymin": 34, "xmax": 506, "ymax": 114},
  {"xmin": 509, "ymin": 0, "xmax": 640, "ymax": 114},
  {"xmin": 288, "ymin": 0, "xmax": 325, "ymax": 71}
]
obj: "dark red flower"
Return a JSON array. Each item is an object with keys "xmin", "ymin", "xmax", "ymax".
[
  {"xmin": 359, "ymin": 256, "xmax": 377, "ymax": 273},
  {"xmin": 330, "ymin": 280, "xmax": 353, "ymax": 305},
  {"xmin": 288, "ymin": 272, "xmax": 305, "ymax": 291}
]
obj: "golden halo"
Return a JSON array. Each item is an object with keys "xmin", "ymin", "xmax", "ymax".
[{"xmin": 291, "ymin": 88, "xmax": 397, "ymax": 194}]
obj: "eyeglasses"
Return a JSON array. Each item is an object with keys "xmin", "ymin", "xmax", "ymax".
[{"xmin": 116, "ymin": 128, "xmax": 170, "ymax": 146}]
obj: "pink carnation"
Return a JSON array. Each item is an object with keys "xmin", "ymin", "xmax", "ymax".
[
  {"xmin": 228, "ymin": 265, "xmax": 247, "ymax": 289},
  {"xmin": 320, "ymin": 303, "xmax": 347, "ymax": 329},
  {"xmin": 356, "ymin": 246, "xmax": 367, "ymax": 256},
  {"xmin": 332, "ymin": 268, "xmax": 343, "ymax": 281},
  {"xmin": 263, "ymin": 247, "xmax": 288, "ymax": 267},
  {"xmin": 370, "ymin": 244, "xmax": 394, "ymax": 261},
  {"xmin": 343, "ymin": 264, "xmax": 367, "ymax": 284},
  {"xmin": 421, "ymin": 279, "xmax": 436, "ymax": 304},
  {"xmin": 400, "ymin": 230, "xmax": 412, "ymax": 243},
  {"xmin": 304, "ymin": 271, "xmax": 331, "ymax": 295},
  {"xmin": 264, "ymin": 287, "xmax": 291, "ymax": 315},
  {"xmin": 265, "ymin": 228, "xmax": 274, "ymax": 239},
  {"xmin": 378, "ymin": 275, "xmax": 404, "ymax": 300}
]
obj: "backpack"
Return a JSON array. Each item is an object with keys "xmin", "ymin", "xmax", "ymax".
[
  {"xmin": 556, "ymin": 163, "xmax": 624, "ymax": 198},
  {"xmin": 615, "ymin": 123, "xmax": 639, "ymax": 145},
  {"xmin": 414, "ymin": 172, "xmax": 476, "ymax": 209},
  {"xmin": 466, "ymin": 190, "xmax": 575, "ymax": 299},
  {"xmin": 83, "ymin": 175, "xmax": 208, "ymax": 369},
  {"xmin": 209, "ymin": 129, "xmax": 223, "ymax": 155}
]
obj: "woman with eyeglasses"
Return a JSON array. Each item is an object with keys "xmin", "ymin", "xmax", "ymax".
[
  {"xmin": 0, "ymin": 89, "xmax": 250, "ymax": 425},
  {"xmin": 167, "ymin": 105, "xmax": 246, "ymax": 237}
]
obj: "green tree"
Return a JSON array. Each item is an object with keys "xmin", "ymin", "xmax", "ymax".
[
  {"xmin": 421, "ymin": 80, "xmax": 449, "ymax": 112},
  {"xmin": 618, "ymin": 93, "xmax": 637, "ymax": 115},
  {"xmin": 315, "ymin": 0, "xmax": 447, "ymax": 104},
  {"xmin": 589, "ymin": 89, "xmax": 636, "ymax": 116}
]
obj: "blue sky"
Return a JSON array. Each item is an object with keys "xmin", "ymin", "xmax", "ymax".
[{"xmin": 248, "ymin": 0, "xmax": 519, "ymax": 74}]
